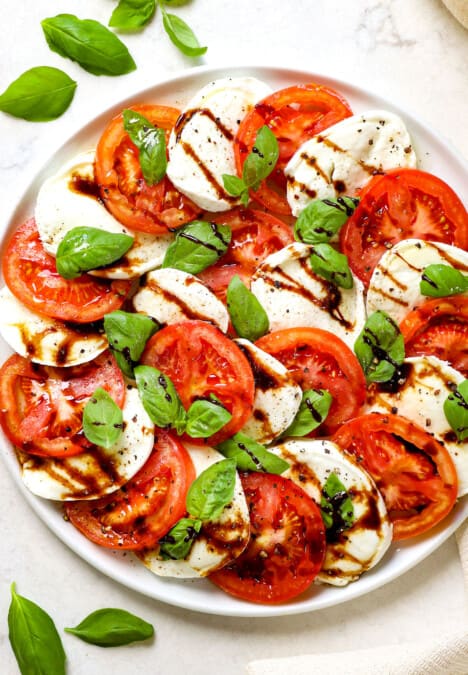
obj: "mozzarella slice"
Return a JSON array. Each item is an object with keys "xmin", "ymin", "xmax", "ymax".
[
  {"xmin": 20, "ymin": 385, "xmax": 155, "ymax": 501},
  {"xmin": 136, "ymin": 444, "xmax": 250, "ymax": 578},
  {"xmin": 35, "ymin": 150, "xmax": 174, "ymax": 279},
  {"xmin": 366, "ymin": 355, "xmax": 468, "ymax": 496},
  {"xmin": 250, "ymin": 242, "xmax": 366, "ymax": 348},
  {"xmin": 132, "ymin": 268, "xmax": 229, "ymax": 332},
  {"xmin": 0, "ymin": 286, "xmax": 107, "ymax": 367},
  {"xmin": 285, "ymin": 110, "xmax": 417, "ymax": 216},
  {"xmin": 235, "ymin": 339, "xmax": 302, "ymax": 443},
  {"xmin": 167, "ymin": 77, "xmax": 272, "ymax": 212},
  {"xmin": 271, "ymin": 439, "xmax": 392, "ymax": 586},
  {"xmin": 367, "ymin": 239, "xmax": 468, "ymax": 323}
]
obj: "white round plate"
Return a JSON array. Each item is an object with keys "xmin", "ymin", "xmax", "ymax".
[{"xmin": 1, "ymin": 65, "xmax": 467, "ymax": 618}]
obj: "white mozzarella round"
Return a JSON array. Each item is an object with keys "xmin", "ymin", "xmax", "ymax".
[
  {"xmin": 20, "ymin": 385, "xmax": 155, "ymax": 501},
  {"xmin": 250, "ymin": 242, "xmax": 366, "ymax": 349},
  {"xmin": 271, "ymin": 439, "xmax": 392, "ymax": 586},
  {"xmin": 285, "ymin": 110, "xmax": 417, "ymax": 216},
  {"xmin": 35, "ymin": 150, "xmax": 174, "ymax": 279},
  {"xmin": 136, "ymin": 444, "xmax": 250, "ymax": 578},
  {"xmin": 167, "ymin": 77, "xmax": 272, "ymax": 212},
  {"xmin": 235, "ymin": 339, "xmax": 302, "ymax": 443},
  {"xmin": 132, "ymin": 268, "xmax": 229, "ymax": 332},
  {"xmin": 0, "ymin": 286, "xmax": 107, "ymax": 367},
  {"xmin": 366, "ymin": 355, "xmax": 468, "ymax": 496},
  {"xmin": 367, "ymin": 239, "xmax": 468, "ymax": 323}
]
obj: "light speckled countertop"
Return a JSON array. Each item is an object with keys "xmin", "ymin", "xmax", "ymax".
[{"xmin": 0, "ymin": 1, "xmax": 467, "ymax": 673}]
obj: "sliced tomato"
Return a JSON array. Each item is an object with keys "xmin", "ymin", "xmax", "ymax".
[
  {"xmin": 255, "ymin": 328, "xmax": 366, "ymax": 434},
  {"xmin": 95, "ymin": 104, "xmax": 201, "ymax": 233},
  {"xmin": 141, "ymin": 320, "xmax": 255, "ymax": 444},
  {"xmin": 0, "ymin": 351, "xmax": 125, "ymax": 457},
  {"xmin": 197, "ymin": 208, "xmax": 294, "ymax": 301},
  {"xmin": 3, "ymin": 219, "xmax": 131, "ymax": 323},
  {"xmin": 65, "ymin": 430, "xmax": 195, "ymax": 550},
  {"xmin": 209, "ymin": 472, "xmax": 325, "ymax": 603},
  {"xmin": 234, "ymin": 84, "xmax": 352, "ymax": 215},
  {"xmin": 333, "ymin": 413, "xmax": 458, "ymax": 540},
  {"xmin": 340, "ymin": 169, "xmax": 468, "ymax": 286}
]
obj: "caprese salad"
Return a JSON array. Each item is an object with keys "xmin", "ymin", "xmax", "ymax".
[{"xmin": 0, "ymin": 74, "xmax": 467, "ymax": 606}]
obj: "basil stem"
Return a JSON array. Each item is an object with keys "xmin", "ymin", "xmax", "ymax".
[
  {"xmin": 162, "ymin": 220, "xmax": 231, "ymax": 274},
  {"xmin": 443, "ymin": 379, "xmax": 468, "ymax": 442},
  {"xmin": 420, "ymin": 264, "xmax": 468, "ymax": 298},
  {"xmin": 294, "ymin": 197, "xmax": 359, "ymax": 244},
  {"xmin": 217, "ymin": 432, "xmax": 289, "ymax": 474},
  {"xmin": 65, "ymin": 608, "xmax": 154, "ymax": 647},
  {"xmin": 310, "ymin": 243, "xmax": 353, "ymax": 289},
  {"xmin": 284, "ymin": 389, "xmax": 332, "ymax": 437},
  {"xmin": 187, "ymin": 458, "xmax": 237, "ymax": 521},
  {"xmin": 159, "ymin": 2, "xmax": 207, "ymax": 57},
  {"xmin": 134, "ymin": 364, "xmax": 187, "ymax": 433},
  {"xmin": 185, "ymin": 398, "xmax": 232, "ymax": 438},
  {"xmin": 354, "ymin": 310, "xmax": 405, "ymax": 383},
  {"xmin": 159, "ymin": 517, "xmax": 202, "ymax": 560},
  {"xmin": 123, "ymin": 109, "xmax": 167, "ymax": 185},
  {"xmin": 0, "ymin": 67, "xmax": 76, "ymax": 122},
  {"xmin": 104, "ymin": 310, "xmax": 159, "ymax": 378},
  {"xmin": 109, "ymin": 0, "xmax": 156, "ymax": 31},
  {"xmin": 320, "ymin": 472, "xmax": 355, "ymax": 537},
  {"xmin": 56, "ymin": 226, "xmax": 133, "ymax": 279},
  {"xmin": 226, "ymin": 275, "xmax": 269, "ymax": 341},
  {"xmin": 82, "ymin": 388, "xmax": 123, "ymax": 449}
]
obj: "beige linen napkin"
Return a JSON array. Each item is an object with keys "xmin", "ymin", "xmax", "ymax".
[
  {"xmin": 442, "ymin": 0, "xmax": 468, "ymax": 28},
  {"xmin": 246, "ymin": 521, "xmax": 468, "ymax": 675}
]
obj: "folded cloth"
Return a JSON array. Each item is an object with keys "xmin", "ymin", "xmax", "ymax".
[{"xmin": 442, "ymin": 0, "xmax": 468, "ymax": 28}]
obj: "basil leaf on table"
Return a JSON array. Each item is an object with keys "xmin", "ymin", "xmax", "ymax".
[
  {"xmin": 65, "ymin": 608, "xmax": 154, "ymax": 647},
  {"xmin": 420, "ymin": 264, "xmax": 468, "ymax": 298},
  {"xmin": 354, "ymin": 310, "xmax": 405, "ymax": 383},
  {"xmin": 8, "ymin": 583, "xmax": 66, "ymax": 675},
  {"xmin": 443, "ymin": 379, "xmax": 468, "ymax": 442},
  {"xmin": 187, "ymin": 458, "xmax": 237, "ymax": 521},
  {"xmin": 82, "ymin": 388, "xmax": 123, "ymax": 449},
  {"xmin": 284, "ymin": 389, "xmax": 332, "ymax": 437},
  {"xmin": 320, "ymin": 472, "xmax": 355, "ymax": 534},
  {"xmin": 159, "ymin": 517, "xmax": 202, "ymax": 559},
  {"xmin": 226, "ymin": 275, "xmax": 269, "ymax": 341},
  {"xmin": 309, "ymin": 243, "xmax": 353, "ymax": 289},
  {"xmin": 122, "ymin": 109, "xmax": 167, "ymax": 185},
  {"xmin": 104, "ymin": 310, "xmax": 159, "ymax": 378},
  {"xmin": 41, "ymin": 14, "xmax": 137, "ymax": 76},
  {"xmin": 109, "ymin": 0, "xmax": 156, "ymax": 31},
  {"xmin": 217, "ymin": 432, "xmax": 289, "ymax": 474},
  {"xmin": 56, "ymin": 226, "xmax": 133, "ymax": 279},
  {"xmin": 294, "ymin": 197, "xmax": 359, "ymax": 244},
  {"xmin": 160, "ymin": 3, "xmax": 207, "ymax": 57},
  {"xmin": 185, "ymin": 398, "xmax": 232, "ymax": 438},
  {"xmin": 134, "ymin": 364, "xmax": 187, "ymax": 433},
  {"xmin": 162, "ymin": 220, "xmax": 231, "ymax": 274},
  {"xmin": 0, "ymin": 66, "xmax": 76, "ymax": 122},
  {"xmin": 162, "ymin": 0, "xmax": 192, "ymax": 5}
]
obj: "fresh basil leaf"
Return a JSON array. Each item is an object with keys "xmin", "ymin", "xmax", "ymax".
[
  {"xmin": 82, "ymin": 388, "xmax": 123, "ymax": 449},
  {"xmin": 65, "ymin": 608, "xmax": 153, "ymax": 647},
  {"xmin": 320, "ymin": 472, "xmax": 355, "ymax": 535},
  {"xmin": 160, "ymin": 5, "xmax": 207, "ymax": 57},
  {"xmin": 284, "ymin": 389, "xmax": 332, "ymax": 437},
  {"xmin": 187, "ymin": 458, "xmax": 237, "ymax": 521},
  {"xmin": 41, "ymin": 14, "xmax": 136, "ymax": 76},
  {"xmin": 104, "ymin": 310, "xmax": 158, "ymax": 378},
  {"xmin": 159, "ymin": 517, "xmax": 202, "ymax": 559},
  {"xmin": 162, "ymin": 220, "xmax": 231, "ymax": 274},
  {"xmin": 134, "ymin": 364, "xmax": 186, "ymax": 433},
  {"xmin": 310, "ymin": 243, "xmax": 353, "ymax": 289},
  {"xmin": 222, "ymin": 174, "xmax": 249, "ymax": 205},
  {"xmin": 226, "ymin": 275, "xmax": 269, "ymax": 341},
  {"xmin": 294, "ymin": 197, "xmax": 359, "ymax": 244},
  {"xmin": 56, "ymin": 226, "xmax": 133, "ymax": 279},
  {"xmin": 186, "ymin": 398, "xmax": 232, "ymax": 438},
  {"xmin": 162, "ymin": 0, "xmax": 192, "ymax": 5},
  {"xmin": 122, "ymin": 109, "xmax": 167, "ymax": 185},
  {"xmin": 0, "ymin": 66, "xmax": 76, "ymax": 122},
  {"xmin": 223, "ymin": 126, "xmax": 279, "ymax": 200},
  {"xmin": 354, "ymin": 310, "xmax": 405, "ymax": 383},
  {"xmin": 443, "ymin": 379, "xmax": 468, "ymax": 442},
  {"xmin": 8, "ymin": 583, "xmax": 66, "ymax": 675},
  {"xmin": 420, "ymin": 264, "xmax": 468, "ymax": 298},
  {"xmin": 217, "ymin": 432, "xmax": 289, "ymax": 474},
  {"xmin": 109, "ymin": 0, "xmax": 156, "ymax": 31}
]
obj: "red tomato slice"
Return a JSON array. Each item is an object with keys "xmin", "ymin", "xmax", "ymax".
[
  {"xmin": 209, "ymin": 472, "xmax": 326, "ymax": 603},
  {"xmin": 234, "ymin": 84, "xmax": 352, "ymax": 215},
  {"xmin": 255, "ymin": 328, "xmax": 366, "ymax": 434},
  {"xmin": 3, "ymin": 219, "xmax": 131, "ymax": 323},
  {"xmin": 0, "ymin": 351, "xmax": 125, "ymax": 457},
  {"xmin": 333, "ymin": 414, "xmax": 458, "ymax": 540},
  {"xmin": 65, "ymin": 430, "xmax": 195, "ymax": 550},
  {"xmin": 141, "ymin": 320, "xmax": 255, "ymax": 444},
  {"xmin": 340, "ymin": 169, "xmax": 468, "ymax": 286},
  {"xmin": 95, "ymin": 104, "xmax": 202, "ymax": 233}
]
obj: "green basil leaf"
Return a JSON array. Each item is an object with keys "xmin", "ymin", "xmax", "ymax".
[
  {"xmin": 217, "ymin": 432, "xmax": 289, "ymax": 474},
  {"xmin": 82, "ymin": 388, "xmax": 123, "ymax": 449},
  {"xmin": 159, "ymin": 517, "xmax": 202, "ymax": 559},
  {"xmin": 56, "ymin": 226, "xmax": 133, "ymax": 279},
  {"xmin": 354, "ymin": 310, "xmax": 405, "ymax": 383},
  {"xmin": 242, "ymin": 125, "xmax": 279, "ymax": 189},
  {"xmin": 294, "ymin": 197, "xmax": 359, "ymax": 244},
  {"xmin": 187, "ymin": 458, "xmax": 237, "ymax": 521},
  {"xmin": 160, "ymin": 6, "xmax": 207, "ymax": 57},
  {"xmin": 186, "ymin": 398, "xmax": 232, "ymax": 438},
  {"xmin": 8, "ymin": 583, "xmax": 66, "ymax": 675},
  {"xmin": 122, "ymin": 109, "xmax": 167, "ymax": 185},
  {"xmin": 65, "ymin": 608, "xmax": 153, "ymax": 647},
  {"xmin": 420, "ymin": 264, "xmax": 468, "ymax": 298},
  {"xmin": 443, "ymin": 379, "xmax": 468, "ymax": 442},
  {"xmin": 109, "ymin": 0, "xmax": 156, "ymax": 31},
  {"xmin": 320, "ymin": 472, "xmax": 355, "ymax": 535},
  {"xmin": 41, "ymin": 14, "xmax": 137, "ymax": 76},
  {"xmin": 226, "ymin": 275, "xmax": 269, "ymax": 341},
  {"xmin": 0, "ymin": 66, "xmax": 76, "ymax": 122},
  {"xmin": 104, "ymin": 310, "xmax": 159, "ymax": 378},
  {"xmin": 134, "ymin": 364, "xmax": 186, "ymax": 433},
  {"xmin": 284, "ymin": 389, "xmax": 332, "ymax": 437},
  {"xmin": 222, "ymin": 173, "xmax": 249, "ymax": 205},
  {"xmin": 162, "ymin": 0, "xmax": 192, "ymax": 5},
  {"xmin": 162, "ymin": 220, "xmax": 231, "ymax": 274},
  {"xmin": 309, "ymin": 243, "xmax": 353, "ymax": 289}
]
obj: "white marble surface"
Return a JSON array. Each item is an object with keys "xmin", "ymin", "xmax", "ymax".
[{"xmin": 0, "ymin": 1, "xmax": 467, "ymax": 673}]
